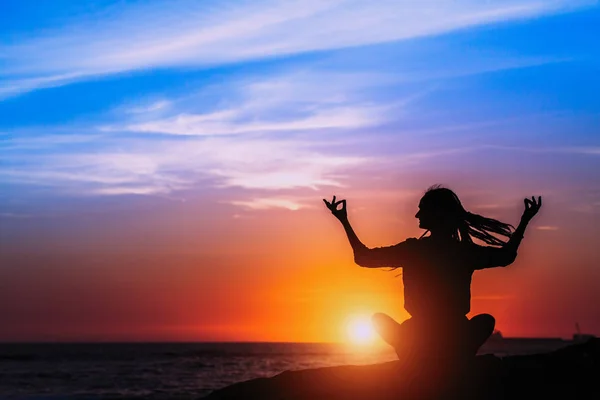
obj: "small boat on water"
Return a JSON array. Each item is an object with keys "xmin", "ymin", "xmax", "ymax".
[
  {"xmin": 483, "ymin": 323, "xmax": 597, "ymax": 356},
  {"xmin": 488, "ymin": 323, "xmax": 597, "ymax": 343},
  {"xmin": 573, "ymin": 322, "xmax": 596, "ymax": 343}
]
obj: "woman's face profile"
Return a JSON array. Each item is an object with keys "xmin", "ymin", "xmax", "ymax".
[
  {"xmin": 416, "ymin": 194, "xmax": 458, "ymax": 231},
  {"xmin": 415, "ymin": 198, "xmax": 436, "ymax": 229}
]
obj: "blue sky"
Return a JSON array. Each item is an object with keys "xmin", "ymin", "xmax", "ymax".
[
  {"xmin": 1, "ymin": 0, "xmax": 600, "ymax": 217},
  {"xmin": 1, "ymin": 2, "xmax": 598, "ymax": 207},
  {"xmin": 1, "ymin": 0, "xmax": 600, "ymax": 341}
]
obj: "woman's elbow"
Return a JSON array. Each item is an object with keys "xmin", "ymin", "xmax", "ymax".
[
  {"xmin": 500, "ymin": 250, "xmax": 518, "ymax": 267},
  {"xmin": 353, "ymin": 253, "xmax": 371, "ymax": 268},
  {"xmin": 354, "ymin": 251, "xmax": 379, "ymax": 268}
]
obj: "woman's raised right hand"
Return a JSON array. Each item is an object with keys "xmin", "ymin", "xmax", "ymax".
[
  {"xmin": 323, "ymin": 195, "xmax": 348, "ymax": 221},
  {"xmin": 521, "ymin": 196, "xmax": 542, "ymax": 222}
]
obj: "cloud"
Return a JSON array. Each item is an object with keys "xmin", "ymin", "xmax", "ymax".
[
  {"xmin": 565, "ymin": 147, "xmax": 600, "ymax": 155},
  {"xmin": 513, "ymin": 146, "xmax": 600, "ymax": 155},
  {"xmin": 0, "ymin": 69, "xmax": 398, "ymax": 198},
  {"xmin": 1, "ymin": 133, "xmax": 105, "ymax": 151},
  {"xmin": 100, "ymin": 69, "xmax": 409, "ymax": 136},
  {"xmin": 0, "ymin": 213, "xmax": 32, "ymax": 219},
  {"xmin": 536, "ymin": 225, "xmax": 559, "ymax": 231},
  {"xmin": 124, "ymin": 100, "xmax": 172, "ymax": 115},
  {"xmin": 422, "ymin": 144, "xmax": 600, "ymax": 157},
  {"xmin": 5, "ymin": 128, "xmax": 600, "ymax": 201},
  {"xmin": 0, "ymin": 135, "xmax": 368, "ymax": 196},
  {"xmin": 3, "ymin": 55, "xmax": 600, "ymax": 206},
  {"xmin": 1, "ymin": 0, "xmax": 591, "ymax": 97},
  {"xmin": 121, "ymin": 105, "xmax": 387, "ymax": 136},
  {"xmin": 5, "ymin": 104, "xmax": 600, "ymax": 199},
  {"xmin": 92, "ymin": 186, "xmax": 174, "ymax": 196},
  {"xmin": 0, "ymin": 72, "xmax": 90, "ymax": 99},
  {"xmin": 228, "ymin": 198, "xmax": 307, "ymax": 211},
  {"xmin": 570, "ymin": 202, "xmax": 600, "ymax": 214}
]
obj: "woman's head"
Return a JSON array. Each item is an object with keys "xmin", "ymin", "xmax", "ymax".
[
  {"xmin": 416, "ymin": 185, "xmax": 514, "ymax": 245},
  {"xmin": 416, "ymin": 186, "xmax": 465, "ymax": 233}
]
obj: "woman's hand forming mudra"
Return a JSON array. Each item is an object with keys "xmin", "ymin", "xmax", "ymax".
[
  {"xmin": 323, "ymin": 195, "xmax": 348, "ymax": 221},
  {"xmin": 521, "ymin": 196, "xmax": 542, "ymax": 222}
]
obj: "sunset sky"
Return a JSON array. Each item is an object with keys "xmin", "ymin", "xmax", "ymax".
[{"xmin": 1, "ymin": 0, "xmax": 600, "ymax": 343}]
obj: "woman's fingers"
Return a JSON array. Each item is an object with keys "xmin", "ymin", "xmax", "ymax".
[
  {"xmin": 523, "ymin": 195, "xmax": 542, "ymax": 216},
  {"xmin": 530, "ymin": 196, "xmax": 541, "ymax": 211},
  {"xmin": 323, "ymin": 199, "xmax": 337, "ymax": 213},
  {"xmin": 323, "ymin": 195, "xmax": 347, "ymax": 214},
  {"xmin": 324, "ymin": 197, "xmax": 344, "ymax": 212}
]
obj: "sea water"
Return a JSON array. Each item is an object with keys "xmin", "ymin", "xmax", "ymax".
[{"xmin": 0, "ymin": 340, "xmax": 568, "ymax": 399}]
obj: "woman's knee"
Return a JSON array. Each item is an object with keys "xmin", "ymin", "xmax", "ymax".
[
  {"xmin": 372, "ymin": 312, "xmax": 387, "ymax": 322},
  {"xmin": 371, "ymin": 312, "xmax": 396, "ymax": 327},
  {"xmin": 471, "ymin": 313, "xmax": 495, "ymax": 324},
  {"xmin": 470, "ymin": 314, "xmax": 496, "ymax": 338},
  {"xmin": 371, "ymin": 313, "xmax": 402, "ymax": 338}
]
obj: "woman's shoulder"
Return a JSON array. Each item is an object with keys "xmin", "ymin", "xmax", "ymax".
[
  {"xmin": 405, "ymin": 236, "xmax": 429, "ymax": 251},
  {"xmin": 392, "ymin": 237, "xmax": 420, "ymax": 247}
]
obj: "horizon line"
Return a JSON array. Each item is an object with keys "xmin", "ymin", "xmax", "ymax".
[{"xmin": 0, "ymin": 336, "xmax": 587, "ymax": 345}]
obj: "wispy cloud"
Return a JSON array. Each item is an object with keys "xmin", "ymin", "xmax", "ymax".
[
  {"xmin": 124, "ymin": 100, "xmax": 172, "ymax": 115},
  {"xmin": 120, "ymin": 105, "xmax": 386, "ymax": 136},
  {"xmin": 0, "ymin": 69, "xmax": 402, "ymax": 198},
  {"xmin": 570, "ymin": 202, "xmax": 600, "ymax": 214},
  {"xmin": 536, "ymin": 225, "xmax": 559, "ymax": 231},
  {"xmin": 228, "ymin": 198, "xmax": 307, "ymax": 211},
  {"xmin": 0, "ymin": 72, "xmax": 89, "ymax": 99},
  {"xmin": 0, "ymin": 135, "xmax": 367, "ymax": 196},
  {"xmin": 1, "ymin": 0, "xmax": 591, "ymax": 97},
  {"xmin": 103, "ymin": 70, "xmax": 403, "ymax": 136},
  {"xmin": 5, "ymin": 124, "xmax": 600, "ymax": 201},
  {"xmin": 0, "ymin": 213, "xmax": 32, "ymax": 219},
  {"xmin": 4, "ymin": 113, "xmax": 600, "ymax": 200},
  {"xmin": 92, "ymin": 186, "xmax": 175, "ymax": 196},
  {"xmin": 1, "ymin": 132, "xmax": 105, "ymax": 151},
  {"xmin": 3, "ymin": 52, "xmax": 600, "ymax": 205},
  {"xmin": 422, "ymin": 144, "xmax": 600, "ymax": 157}
]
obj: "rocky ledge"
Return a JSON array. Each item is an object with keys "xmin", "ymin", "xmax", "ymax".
[{"xmin": 204, "ymin": 339, "xmax": 599, "ymax": 400}]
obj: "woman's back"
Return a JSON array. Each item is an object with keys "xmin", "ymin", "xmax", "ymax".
[{"xmin": 401, "ymin": 237, "xmax": 476, "ymax": 319}]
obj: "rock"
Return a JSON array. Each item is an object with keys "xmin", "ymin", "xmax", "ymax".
[{"xmin": 203, "ymin": 339, "xmax": 599, "ymax": 400}]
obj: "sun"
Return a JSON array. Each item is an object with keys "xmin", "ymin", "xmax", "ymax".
[{"xmin": 346, "ymin": 315, "xmax": 376, "ymax": 345}]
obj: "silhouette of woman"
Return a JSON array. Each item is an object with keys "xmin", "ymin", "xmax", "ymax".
[{"xmin": 324, "ymin": 185, "xmax": 541, "ymax": 361}]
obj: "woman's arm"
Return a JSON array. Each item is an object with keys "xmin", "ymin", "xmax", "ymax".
[
  {"xmin": 324, "ymin": 196, "xmax": 416, "ymax": 268},
  {"xmin": 473, "ymin": 196, "xmax": 542, "ymax": 269},
  {"xmin": 338, "ymin": 216, "xmax": 369, "ymax": 259},
  {"xmin": 501, "ymin": 217, "xmax": 528, "ymax": 260}
]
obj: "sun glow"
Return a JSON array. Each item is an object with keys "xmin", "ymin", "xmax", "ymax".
[{"xmin": 346, "ymin": 315, "xmax": 376, "ymax": 345}]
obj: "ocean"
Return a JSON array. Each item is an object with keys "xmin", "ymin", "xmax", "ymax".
[{"xmin": 0, "ymin": 340, "xmax": 570, "ymax": 399}]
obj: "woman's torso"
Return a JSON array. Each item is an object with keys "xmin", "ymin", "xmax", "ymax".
[{"xmin": 402, "ymin": 237, "xmax": 475, "ymax": 319}]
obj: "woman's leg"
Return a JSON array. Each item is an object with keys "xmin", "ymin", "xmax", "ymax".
[
  {"xmin": 468, "ymin": 313, "xmax": 496, "ymax": 354},
  {"xmin": 371, "ymin": 313, "xmax": 421, "ymax": 359},
  {"xmin": 371, "ymin": 312, "xmax": 404, "ymax": 348}
]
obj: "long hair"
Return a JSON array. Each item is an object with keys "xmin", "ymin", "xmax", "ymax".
[{"xmin": 419, "ymin": 185, "xmax": 514, "ymax": 246}]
